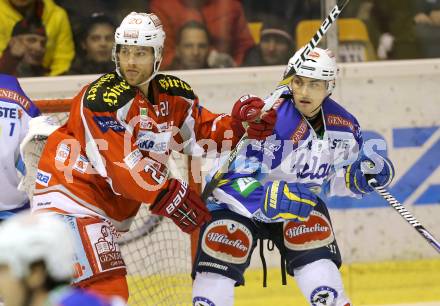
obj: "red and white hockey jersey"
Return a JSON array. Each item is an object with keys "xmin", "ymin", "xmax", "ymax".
[{"xmin": 32, "ymin": 72, "xmax": 236, "ymax": 231}]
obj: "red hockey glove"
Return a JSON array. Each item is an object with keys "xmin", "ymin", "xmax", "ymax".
[
  {"xmin": 231, "ymin": 95, "xmax": 277, "ymax": 140},
  {"xmin": 150, "ymin": 179, "xmax": 211, "ymax": 233}
]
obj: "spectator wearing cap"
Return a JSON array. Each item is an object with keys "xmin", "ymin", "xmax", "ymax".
[
  {"xmin": 67, "ymin": 13, "xmax": 116, "ymax": 75},
  {"xmin": 0, "ymin": 0, "xmax": 74, "ymax": 76},
  {"xmin": 242, "ymin": 18, "xmax": 294, "ymax": 67},
  {"xmin": 0, "ymin": 18, "xmax": 48, "ymax": 77}
]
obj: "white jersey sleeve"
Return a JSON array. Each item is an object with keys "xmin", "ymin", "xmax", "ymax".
[{"xmin": 0, "ymin": 75, "xmax": 40, "ymax": 211}]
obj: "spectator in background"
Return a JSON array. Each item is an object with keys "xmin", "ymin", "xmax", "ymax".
[
  {"xmin": 350, "ymin": 0, "xmax": 421, "ymax": 60},
  {"xmin": 242, "ymin": 0, "xmax": 322, "ymax": 34},
  {"xmin": 150, "ymin": 0, "xmax": 255, "ymax": 69},
  {"xmin": 0, "ymin": 18, "xmax": 49, "ymax": 77},
  {"xmin": 67, "ymin": 13, "xmax": 116, "ymax": 75},
  {"xmin": 414, "ymin": 0, "xmax": 440, "ymax": 58},
  {"xmin": 55, "ymin": 0, "xmax": 146, "ymax": 35},
  {"xmin": 169, "ymin": 21, "xmax": 210, "ymax": 70},
  {"xmin": 242, "ymin": 17, "xmax": 294, "ymax": 67},
  {"xmin": 169, "ymin": 20, "xmax": 235, "ymax": 70},
  {"xmin": 0, "ymin": 0, "xmax": 75, "ymax": 76}
]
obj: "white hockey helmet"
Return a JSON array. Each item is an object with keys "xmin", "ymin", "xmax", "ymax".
[
  {"xmin": 113, "ymin": 12, "xmax": 166, "ymax": 84},
  {"xmin": 285, "ymin": 46, "xmax": 338, "ymax": 94},
  {"xmin": 0, "ymin": 213, "xmax": 74, "ymax": 281}
]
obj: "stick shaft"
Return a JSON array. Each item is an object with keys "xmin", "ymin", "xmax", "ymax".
[{"xmin": 373, "ymin": 185, "xmax": 440, "ymax": 253}]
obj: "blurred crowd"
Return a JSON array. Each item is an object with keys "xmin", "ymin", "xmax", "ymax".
[{"xmin": 0, "ymin": 0, "xmax": 439, "ymax": 78}]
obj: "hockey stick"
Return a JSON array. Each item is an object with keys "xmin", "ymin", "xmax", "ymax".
[
  {"xmin": 368, "ymin": 179, "xmax": 440, "ymax": 253},
  {"xmin": 201, "ymin": 0, "xmax": 351, "ymax": 201}
]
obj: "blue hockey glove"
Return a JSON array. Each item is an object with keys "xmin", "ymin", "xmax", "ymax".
[
  {"xmin": 261, "ymin": 181, "xmax": 318, "ymax": 222},
  {"xmin": 345, "ymin": 155, "xmax": 395, "ymax": 194}
]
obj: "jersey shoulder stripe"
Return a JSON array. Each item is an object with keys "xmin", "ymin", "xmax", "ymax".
[
  {"xmin": 83, "ymin": 72, "xmax": 136, "ymax": 112},
  {"xmin": 155, "ymin": 73, "xmax": 196, "ymax": 100}
]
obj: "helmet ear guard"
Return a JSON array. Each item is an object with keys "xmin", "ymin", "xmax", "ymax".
[
  {"xmin": 284, "ymin": 47, "xmax": 338, "ymax": 95},
  {"xmin": 113, "ymin": 12, "xmax": 166, "ymax": 84}
]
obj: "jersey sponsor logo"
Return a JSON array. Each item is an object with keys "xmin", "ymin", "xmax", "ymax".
[
  {"xmin": 84, "ymin": 73, "xmax": 135, "ymax": 111},
  {"xmin": 86, "ymin": 73, "xmax": 116, "ymax": 101},
  {"xmin": 231, "ymin": 177, "xmax": 260, "ymax": 198},
  {"xmin": 201, "ymin": 219, "xmax": 252, "ymax": 264},
  {"xmin": 283, "ymin": 210, "xmax": 335, "ymax": 251},
  {"xmin": 136, "ymin": 131, "xmax": 171, "ymax": 153},
  {"xmin": 330, "ymin": 138, "xmax": 351, "ymax": 150},
  {"xmin": 102, "ymin": 81, "xmax": 132, "ymax": 107},
  {"xmin": 140, "ymin": 120, "xmax": 153, "ymax": 130},
  {"xmin": 55, "ymin": 143, "xmax": 70, "ymax": 163},
  {"xmin": 123, "ymin": 149, "xmax": 142, "ymax": 169},
  {"xmin": 158, "ymin": 76, "xmax": 192, "ymax": 92},
  {"xmin": 327, "ymin": 114, "xmax": 355, "ymax": 132},
  {"xmin": 36, "ymin": 169, "xmax": 52, "ymax": 187},
  {"xmin": 93, "ymin": 116, "xmax": 125, "ymax": 133},
  {"xmin": 85, "ymin": 223, "xmax": 125, "ymax": 273},
  {"xmin": 296, "ymin": 162, "xmax": 331, "ymax": 180},
  {"xmin": 0, "ymin": 88, "xmax": 31, "ymax": 111},
  {"xmin": 156, "ymin": 74, "xmax": 196, "ymax": 99},
  {"xmin": 157, "ymin": 121, "xmax": 173, "ymax": 131},
  {"xmin": 139, "ymin": 107, "xmax": 148, "ymax": 117},
  {"xmin": 310, "ymin": 286, "xmax": 338, "ymax": 306},
  {"xmin": 193, "ymin": 296, "xmax": 216, "ymax": 306},
  {"xmin": 291, "ymin": 120, "xmax": 308, "ymax": 144},
  {"xmin": 73, "ymin": 155, "xmax": 89, "ymax": 174},
  {"xmin": 0, "ymin": 106, "xmax": 18, "ymax": 119}
]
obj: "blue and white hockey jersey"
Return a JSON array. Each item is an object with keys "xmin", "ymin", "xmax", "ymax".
[
  {"xmin": 0, "ymin": 74, "xmax": 40, "ymax": 213},
  {"xmin": 208, "ymin": 91, "xmax": 363, "ymax": 222}
]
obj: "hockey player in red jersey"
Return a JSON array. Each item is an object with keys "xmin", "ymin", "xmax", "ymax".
[{"xmin": 31, "ymin": 12, "xmax": 276, "ymax": 301}]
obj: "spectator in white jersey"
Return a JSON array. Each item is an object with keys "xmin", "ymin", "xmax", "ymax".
[{"xmin": 0, "ymin": 74, "xmax": 40, "ymax": 222}]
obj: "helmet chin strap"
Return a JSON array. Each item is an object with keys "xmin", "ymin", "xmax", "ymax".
[{"xmin": 136, "ymin": 60, "xmax": 161, "ymax": 87}]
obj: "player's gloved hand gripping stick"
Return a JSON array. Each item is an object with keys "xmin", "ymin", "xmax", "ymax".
[{"xmin": 202, "ymin": 0, "xmax": 351, "ymax": 201}]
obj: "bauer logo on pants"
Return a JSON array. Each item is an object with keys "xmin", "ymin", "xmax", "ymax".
[
  {"xmin": 201, "ymin": 220, "xmax": 252, "ymax": 264},
  {"xmin": 284, "ymin": 211, "xmax": 335, "ymax": 251}
]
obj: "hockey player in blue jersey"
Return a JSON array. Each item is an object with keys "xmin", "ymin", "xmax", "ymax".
[
  {"xmin": 0, "ymin": 74, "xmax": 40, "ymax": 222},
  {"xmin": 0, "ymin": 213, "xmax": 124, "ymax": 306},
  {"xmin": 191, "ymin": 47, "xmax": 395, "ymax": 306}
]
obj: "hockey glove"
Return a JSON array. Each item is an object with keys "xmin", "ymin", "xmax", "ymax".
[
  {"xmin": 231, "ymin": 95, "xmax": 277, "ymax": 140},
  {"xmin": 261, "ymin": 180, "xmax": 318, "ymax": 222},
  {"xmin": 345, "ymin": 155, "xmax": 395, "ymax": 194},
  {"xmin": 150, "ymin": 179, "xmax": 211, "ymax": 233}
]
